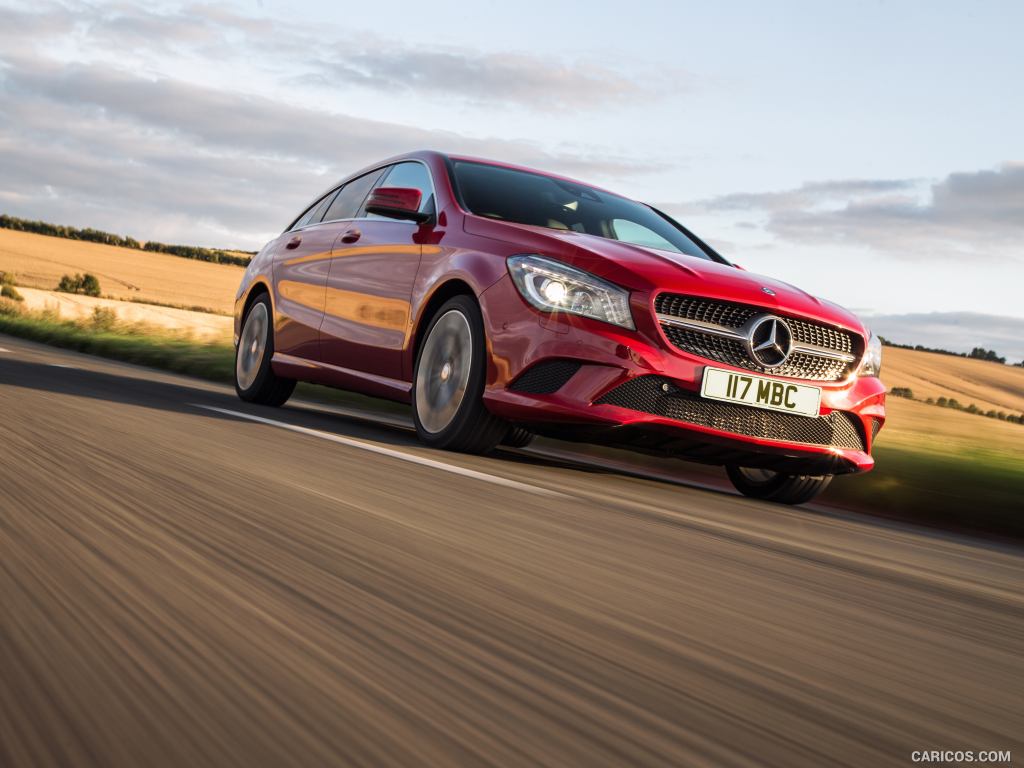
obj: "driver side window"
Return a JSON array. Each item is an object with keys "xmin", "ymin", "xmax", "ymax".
[{"xmin": 362, "ymin": 162, "xmax": 434, "ymax": 219}]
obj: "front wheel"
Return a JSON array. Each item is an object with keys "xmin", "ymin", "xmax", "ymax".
[
  {"xmin": 235, "ymin": 293, "xmax": 295, "ymax": 406},
  {"xmin": 412, "ymin": 296, "xmax": 508, "ymax": 453},
  {"xmin": 726, "ymin": 465, "xmax": 832, "ymax": 505},
  {"xmin": 502, "ymin": 426, "xmax": 534, "ymax": 449}
]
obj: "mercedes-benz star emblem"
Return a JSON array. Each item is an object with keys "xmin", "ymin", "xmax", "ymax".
[
  {"xmin": 746, "ymin": 315, "xmax": 793, "ymax": 368},
  {"xmin": 761, "ymin": 286, "xmax": 776, "ymax": 296}
]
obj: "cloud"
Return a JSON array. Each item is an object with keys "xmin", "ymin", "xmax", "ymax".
[
  {"xmin": 0, "ymin": 2, "xmax": 665, "ymax": 248},
  {"xmin": 0, "ymin": 2, "xmax": 663, "ymax": 112},
  {"xmin": 301, "ymin": 49, "xmax": 659, "ymax": 111},
  {"xmin": 671, "ymin": 165, "xmax": 1024, "ymax": 261},
  {"xmin": 861, "ymin": 311, "xmax": 1024, "ymax": 363},
  {"xmin": 0, "ymin": 52, "xmax": 656, "ymax": 248}
]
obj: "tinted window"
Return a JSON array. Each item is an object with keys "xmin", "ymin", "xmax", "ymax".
[
  {"xmin": 292, "ymin": 189, "xmax": 337, "ymax": 229},
  {"xmin": 323, "ymin": 168, "xmax": 387, "ymax": 222},
  {"xmin": 450, "ymin": 161, "xmax": 713, "ymax": 260},
  {"xmin": 372, "ymin": 162, "xmax": 434, "ymax": 215}
]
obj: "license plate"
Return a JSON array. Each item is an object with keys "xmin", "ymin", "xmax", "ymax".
[{"xmin": 700, "ymin": 367, "xmax": 821, "ymax": 418}]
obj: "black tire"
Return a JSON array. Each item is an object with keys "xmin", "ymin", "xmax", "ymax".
[
  {"xmin": 726, "ymin": 465, "xmax": 832, "ymax": 505},
  {"xmin": 501, "ymin": 426, "xmax": 534, "ymax": 448},
  {"xmin": 412, "ymin": 295, "xmax": 508, "ymax": 453},
  {"xmin": 234, "ymin": 293, "xmax": 296, "ymax": 407}
]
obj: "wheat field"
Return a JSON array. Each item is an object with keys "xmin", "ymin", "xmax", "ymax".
[
  {"xmin": 883, "ymin": 346, "xmax": 1024, "ymax": 413},
  {"xmin": 0, "ymin": 229, "xmax": 244, "ymax": 314},
  {"xmin": 3, "ymin": 226, "xmax": 1022, "ymax": 449}
]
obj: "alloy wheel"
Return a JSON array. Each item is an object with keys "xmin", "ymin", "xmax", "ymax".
[
  {"xmin": 236, "ymin": 302, "xmax": 269, "ymax": 391},
  {"xmin": 415, "ymin": 309, "xmax": 473, "ymax": 434}
]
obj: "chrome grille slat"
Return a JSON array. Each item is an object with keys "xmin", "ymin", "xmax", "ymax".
[{"xmin": 654, "ymin": 294, "xmax": 861, "ymax": 382}]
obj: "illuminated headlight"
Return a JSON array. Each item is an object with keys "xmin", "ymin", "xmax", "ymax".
[
  {"xmin": 858, "ymin": 332, "xmax": 883, "ymax": 377},
  {"xmin": 507, "ymin": 254, "xmax": 634, "ymax": 329}
]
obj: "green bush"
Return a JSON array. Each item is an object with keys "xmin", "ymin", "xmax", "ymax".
[
  {"xmin": 81, "ymin": 273, "xmax": 101, "ymax": 297},
  {"xmin": 56, "ymin": 273, "xmax": 102, "ymax": 297},
  {"xmin": 1, "ymin": 284, "xmax": 23, "ymax": 302},
  {"xmin": 88, "ymin": 306, "xmax": 118, "ymax": 331}
]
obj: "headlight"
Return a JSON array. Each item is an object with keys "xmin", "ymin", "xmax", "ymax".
[
  {"xmin": 858, "ymin": 332, "xmax": 883, "ymax": 377},
  {"xmin": 507, "ymin": 254, "xmax": 634, "ymax": 329}
]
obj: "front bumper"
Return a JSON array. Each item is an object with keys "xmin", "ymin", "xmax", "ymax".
[{"xmin": 479, "ymin": 275, "xmax": 886, "ymax": 475}]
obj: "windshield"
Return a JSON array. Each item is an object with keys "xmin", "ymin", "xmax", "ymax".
[{"xmin": 450, "ymin": 160, "xmax": 718, "ymax": 261}]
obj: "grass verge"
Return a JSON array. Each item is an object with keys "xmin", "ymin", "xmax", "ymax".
[
  {"xmin": 2, "ymin": 304, "xmax": 1020, "ymax": 539},
  {"xmin": 0, "ymin": 306, "xmax": 234, "ymax": 379},
  {"xmin": 825, "ymin": 446, "xmax": 1023, "ymax": 538},
  {"xmin": 0, "ymin": 303, "xmax": 405, "ymax": 416}
]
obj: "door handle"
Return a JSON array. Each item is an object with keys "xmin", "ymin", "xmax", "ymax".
[
  {"xmin": 285, "ymin": 235, "xmax": 302, "ymax": 249},
  {"xmin": 340, "ymin": 228, "xmax": 361, "ymax": 244}
]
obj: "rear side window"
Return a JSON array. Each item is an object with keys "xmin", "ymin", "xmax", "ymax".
[
  {"xmin": 323, "ymin": 168, "xmax": 387, "ymax": 222},
  {"xmin": 293, "ymin": 189, "xmax": 338, "ymax": 229},
  {"xmin": 364, "ymin": 162, "xmax": 434, "ymax": 217}
]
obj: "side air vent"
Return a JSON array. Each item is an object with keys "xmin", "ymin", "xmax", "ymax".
[{"xmin": 509, "ymin": 360, "xmax": 582, "ymax": 395}]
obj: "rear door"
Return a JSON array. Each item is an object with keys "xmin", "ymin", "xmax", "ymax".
[
  {"xmin": 319, "ymin": 161, "xmax": 436, "ymax": 381},
  {"xmin": 271, "ymin": 188, "xmax": 342, "ymax": 361}
]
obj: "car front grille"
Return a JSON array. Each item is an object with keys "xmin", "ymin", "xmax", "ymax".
[
  {"xmin": 654, "ymin": 294, "xmax": 861, "ymax": 382},
  {"xmin": 596, "ymin": 375, "xmax": 866, "ymax": 451}
]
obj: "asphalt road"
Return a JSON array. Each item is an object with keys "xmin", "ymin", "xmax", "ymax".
[{"xmin": 1, "ymin": 333, "xmax": 1022, "ymax": 767}]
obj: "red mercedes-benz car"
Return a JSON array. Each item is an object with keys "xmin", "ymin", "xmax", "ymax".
[{"xmin": 233, "ymin": 151, "xmax": 885, "ymax": 504}]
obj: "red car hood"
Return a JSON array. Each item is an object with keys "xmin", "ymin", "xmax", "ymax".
[{"xmin": 466, "ymin": 216, "xmax": 866, "ymax": 335}]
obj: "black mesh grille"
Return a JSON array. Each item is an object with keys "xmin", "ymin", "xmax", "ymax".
[
  {"xmin": 871, "ymin": 418, "xmax": 882, "ymax": 441},
  {"xmin": 596, "ymin": 376, "xmax": 865, "ymax": 451},
  {"xmin": 654, "ymin": 294, "xmax": 859, "ymax": 382},
  {"xmin": 509, "ymin": 360, "xmax": 582, "ymax": 394}
]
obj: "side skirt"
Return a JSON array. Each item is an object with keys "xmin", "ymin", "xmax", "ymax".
[{"xmin": 272, "ymin": 352, "xmax": 412, "ymax": 404}]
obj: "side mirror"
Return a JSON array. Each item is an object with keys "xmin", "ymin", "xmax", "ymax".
[{"xmin": 365, "ymin": 187, "xmax": 430, "ymax": 223}]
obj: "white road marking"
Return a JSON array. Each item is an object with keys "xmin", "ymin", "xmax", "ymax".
[
  {"xmin": 193, "ymin": 404, "xmax": 568, "ymax": 499},
  {"xmin": 0, "ymin": 347, "xmax": 11, "ymax": 353},
  {"xmin": 49, "ymin": 363, "xmax": 75, "ymax": 368}
]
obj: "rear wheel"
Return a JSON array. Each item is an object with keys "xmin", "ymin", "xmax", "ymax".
[
  {"xmin": 726, "ymin": 465, "xmax": 832, "ymax": 505},
  {"xmin": 412, "ymin": 296, "xmax": 508, "ymax": 453},
  {"xmin": 235, "ymin": 293, "xmax": 295, "ymax": 406}
]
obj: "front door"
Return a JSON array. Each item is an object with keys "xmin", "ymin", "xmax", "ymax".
[
  {"xmin": 319, "ymin": 219, "xmax": 423, "ymax": 381},
  {"xmin": 319, "ymin": 161, "xmax": 437, "ymax": 382}
]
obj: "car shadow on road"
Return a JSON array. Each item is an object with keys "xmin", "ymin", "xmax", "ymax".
[
  {"xmin": 7, "ymin": 352, "xmax": 1006, "ymax": 547},
  {"xmin": 0, "ymin": 355, "xmax": 651, "ymax": 481}
]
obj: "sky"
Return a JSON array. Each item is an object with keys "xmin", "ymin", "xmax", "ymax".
[{"xmin": 1, "ymin": 0, "xmax": 1022, "ymax": 360}]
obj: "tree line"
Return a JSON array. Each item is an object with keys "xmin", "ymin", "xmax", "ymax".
[
  {"xmin": 879, "ymin": 336, "xmax": 1020, "ymax": 367},
  {"xmin": 0, "ymin": 214, "xmax": 254, "ymax": 267},
  {"xmin": 888, "ymin": 386, "xmax": 1022, "ymax": 424}
]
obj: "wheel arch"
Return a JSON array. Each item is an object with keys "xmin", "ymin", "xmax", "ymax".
[
  {"xmin": 239, "ymin": 279, "xmax": 274, "ymax": 329},
  {"xmin": 410, "ymin": 279, "xmax": 478, "ymax": 364}
]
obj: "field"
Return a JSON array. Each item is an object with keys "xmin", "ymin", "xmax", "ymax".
[
  {"xmin": 882, "ymin": 346, "xmax": 1024, "ymax": 413},
  {"xmin": 2, "ymin": 227, "xmax": 1021, "ymax": 533},
  {"xmin": 0, "ymin": 229, "xmax": 244, "ymax": 314}
]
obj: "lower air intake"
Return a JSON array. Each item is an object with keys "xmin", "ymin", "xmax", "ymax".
[
  {"xmin": 596, "ymin": 375, "xmax": 865, "ymax": 451},
  {"xmin": 509, "ymin": 360, "xmax": 582, "ymax": 395}
]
